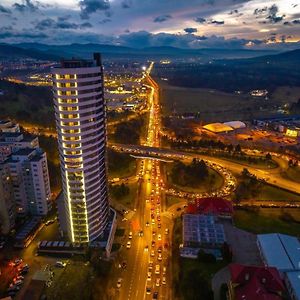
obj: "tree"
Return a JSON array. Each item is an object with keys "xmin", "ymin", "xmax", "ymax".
[
  {"xmin": 265, "ymin": 153, "xmax": 272, "ymax": 161},
  {"xmin": 235, "ymin": 144, "xmax": 241, "ymax": 153},
  {"xmin": 198, "ymin": 250, "xmax": 216, "ymax": 263},
  {"xmin": 221, "ymin": 242, "xmax": 233, "ymax": 262},
  {"xmin": 181, "ymin": 268, "xmax": 214, "ymax": 300}
]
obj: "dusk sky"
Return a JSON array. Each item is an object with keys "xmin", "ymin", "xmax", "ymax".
[{"xmin": 0, "ymin": 0, "xmax": 300, "ymax": 49}]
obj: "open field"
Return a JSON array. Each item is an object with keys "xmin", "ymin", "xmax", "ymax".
[
  {"xmin": 109, "ymin": 182, "xmax": 138, "ymax": 210},
  {"xmin": 159, "ymin": 82, "xmax": 299, "ymax": 122},
  {"xmin": 46, "ymin": 262, "xmax": 94, "ymax": 300},
  {"xmin": 282, "ymin": 166, "xmax": 300, "ymax": 184},
  {"xmin": 271, "ymin": 86, "xmax": 300, "ymax": 103},
  {"xmin": 166, "ymin": 164, "xmax": 224, "ymax": 193},
  {"xmin": 257, "ymin": 184, "xmax": 300, "ymax": 202},
  {"xmin": 234, "ymin": 208, "xmax": 300, "ymax": 236}
]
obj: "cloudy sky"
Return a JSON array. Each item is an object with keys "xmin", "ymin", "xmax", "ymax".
[{"xmin": 0, "ymin": 0, "xmax": 300, "ymax": 49}]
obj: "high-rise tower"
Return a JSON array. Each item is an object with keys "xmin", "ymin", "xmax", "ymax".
[{"xmin": 52, "ymin": 53, "xmax": 109, "ymax": 243}]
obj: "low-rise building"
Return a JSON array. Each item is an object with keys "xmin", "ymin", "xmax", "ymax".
[
  {"xmin": 228, "ymin": 263, "xmax": 285, "ymax": 300},
  {"xmin": 181, "ymin": 214, "xmax": 226, "ymax": 259},
  {"xmin": 257, "ymin": 233, "xmax": 300, "ymax": 272},
  {"xmin": 257, "ymin": 233, "xmax": 300, "ymax": 300},
  {"xmin": 284, "ymin": 270, "xmax": 300, "ymax": 300},
  {"xmin": 186, "ymin": 197, "xmax": 233, "ymax": 219}
]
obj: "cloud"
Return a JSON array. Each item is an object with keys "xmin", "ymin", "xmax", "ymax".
[
  {"xmin": 121, "ymin": 0, "xmax": 132, "ymax": 9},
  {"xmin": 0, "ymin": 5, "xmax": 11, "ymax": 14},
  {"xmin": 194, "ymin": 17, "xmax": 224, "ymax": 25},
  {"xmin": 254, "ymin": 5, "xmax": 285, "ymax": 24},
  {"xmin": 195, "ymin": 17, "xmax": 207, "ymax": 24},
  {"xmin": 153, "ymin": 14, "xmax": 172, "ymax": 23},
  {"xmin": 99, "ymin": 18, "xmax": 111, "ymax": 24},
  {"xmin": 184, "ymin": 27, "xmax": 198, "ymax": 33},
  {"xmin": 292, "ymin": 19, "xmax": 300, "ymax": 24},
  {"xmin": 80, "ymin": 22, "xmax": 93, "ymax": 29},
  {"xmin": 0, "ymin": 27, "xmax": 47, "ymax": 39},
  {"xmin": 13, "ymin": 0, "xmax": 39, "ymax": 12},
  {"xmin": 35, "ymin": 18, "xmax": 92, "ymax": 31},
  {"xmin": 79, "ymin": 0, "xmax": 110, "ymax": 19},
  {"xmin": 254, "ymin": 7, "xmax": 268, "ymax": 16},
  {"xmin": 58, "ymin": 15, "xmax": 71, "ymax": 22},
  {"xmin": 211, "ymin": 20, "xmax": 225, "ymax": 25},
  {"xmin": 266, "ymin": 4, "xmax": 285, "ymax": 23}
]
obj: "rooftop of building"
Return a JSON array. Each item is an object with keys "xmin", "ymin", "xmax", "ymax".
[
  {"xmin": 186, "ymin": 197, "xmax": 233, "ymax": 216},
  {"xmin": 6, "ymin": 148, "xmax": 44, "ymax": 161},
  {"xmin": 229, "ymin": 263, "xmax": 285, "ymax": 300},
  {"xmin": 285, "ymin": 270, "xmax": 300, "ymax": 299},
  {"xmin": 183, "ymin": 214, "xmax": 226, "ymax": 246},
  {"xmin": 257, "ymin": 233, "xmax": 300, "ymax": 271},
  {"xmin": 56, "ymin": 53, "xmax": 102, "ymax": 69}
]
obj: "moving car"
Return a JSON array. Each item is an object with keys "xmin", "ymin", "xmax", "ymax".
[
  {"xmin": 155, "ymin": 265, "xmax": 160, "ymax": 275},
  {"xmin": 117, "ymin": 278, "xmax": 122, "ymax": 288},
  {"xmin": 126, "ymin": 241, "xmax": 131, "ymax": 249},
  {"xmin": 55, "ymin": 261, "xmax": 66, "ymax": 268}
]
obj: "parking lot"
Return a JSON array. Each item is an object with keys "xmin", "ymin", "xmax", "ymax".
[{"xmin": 221, "ymin": 220, "xmax": 261, "ymax": 265}]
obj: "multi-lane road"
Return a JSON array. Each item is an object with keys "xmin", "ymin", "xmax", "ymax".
[{"xmin": 113, "ymin": 65, "xmax": 172, "ymax": 300}]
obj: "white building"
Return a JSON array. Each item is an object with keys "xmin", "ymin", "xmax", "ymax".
[
  {"xmin": 0, "ymin": 119, "xmax": 20, "ymax": 133},
  {"xmin": 52, "ymin": 53, "xmax": 109, "ymax": 243},
  {"xmin": 0, "ymin": 132, "xmax": 39, "ymax": 162},
  {"xmin": 0, "ymin": 164, "xmax": 15, "ymax": 234},
  {"xmin": 4, "ymin": 148, "xmax": 51, "ymax": 216}
]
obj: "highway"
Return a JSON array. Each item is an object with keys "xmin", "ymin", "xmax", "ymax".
[
  {"xmin": 113, "ymin": 63, "xmax": 171, "ymax": 300},
  {"xmin": 111, "ymin": 143, "xmax": 300, "ymax": 195}
]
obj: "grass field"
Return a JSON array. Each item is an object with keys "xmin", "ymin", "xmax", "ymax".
[
  {"xmin": 108, "ymin": 159, "xmax": 136, "ymax": 179},
  {"xmin": 234, "ymin": 208, "xmax": 300, "ymax": 236},
  {"xmin": 257, "ymin": 184, "xmax": 300, "ymax": 202},
  {"xmin": 167, "ymin": 164, "xmax": 224, "ymax": 193},
  {"xmin": 109, "ymin": 182, "xmax": 138, "ymax": 210},
  {"xmin": 283, "ymin": 166, "xmax": 300, "ymax": 184},
  {"xmin": 270, "ymin": 86, "xmax": 300, "ymax": 103},
  {"xmin": 159, "ymin": 82, "xmax": 299, "ymax": 122},
  {"xmin": 46, "ymin": 262, "xmax": 94, "ymax": 300},
  {"xmin": 166, "ymin": 196, "xmax": 184, "ymax": 208}
]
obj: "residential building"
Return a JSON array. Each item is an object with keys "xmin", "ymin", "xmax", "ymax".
[
  {"xmin": 0, "ymin": 119, "xmax": 20, "ymax": 133},
  {"xmin": 228, "ymin": 263, "xmax": 285, "ymax": 300},
  {"xmin": 4, "ymin": 148, "xmax": 51, "ymax": 216},
  {"xmin": 52, "ymin": 53, "xmax": 109, "ymax": 243},
  {"xmin": 0, "ymin": 164, "xmax": 15, "ymax": 234},
  {"xmin": 0, "ymin": 132, "xmax": 39, "ymax": 162}
]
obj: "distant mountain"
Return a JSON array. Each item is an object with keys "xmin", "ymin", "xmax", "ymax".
[
  {"xmin": 0, "ymin": 44, "xmax": 60, "ymax": 60},
  {"xmin": 10, "ymin": 43, "xmax": 278, "ymax": 61}
]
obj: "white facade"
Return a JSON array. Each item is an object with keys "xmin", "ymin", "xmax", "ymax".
[
  {"xmin": 0, "ymin": 164, "xmax": 15, "ymax": 234},
  {"xmin": 52, "ymin": 53, "xmax": 109, "ymax": 243},
  {"xmin": 5, "ymin": 148, "xmax": 51, "ymax": 216},
  {"xmin": 0, "ymin": 132, "xmax": 39, "ymax": 162}
]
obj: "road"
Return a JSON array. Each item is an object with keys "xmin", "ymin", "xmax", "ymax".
[
  {"xmin": 111, "ymin": 144, "xmax": 300, "ymax": 195},
  {"xmin": 112, "ymin": 63, "xmax": 172, "ymax": 300}
]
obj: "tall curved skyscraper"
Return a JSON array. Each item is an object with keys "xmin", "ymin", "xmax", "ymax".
[{"xmin": 52, "ymin": 53, "xmax": 109, "ymax": 243}]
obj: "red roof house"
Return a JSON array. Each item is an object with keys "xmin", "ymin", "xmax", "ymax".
[
  {"xmin": 228, "ymin": 264, "xmax": 285, "ymax": 300},
  {"xmin": 186, "ymin": 197, "xmax": 233, "ymax": 217}
]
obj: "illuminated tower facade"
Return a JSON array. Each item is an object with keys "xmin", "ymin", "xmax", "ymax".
[{"xmin": 52, "ymin": 53, "xmax": 109, "ymax": 243}]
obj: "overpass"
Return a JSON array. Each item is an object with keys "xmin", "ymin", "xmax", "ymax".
[{"xmin": 110, "ymin": 143, "xmax": 300, "ymax": 195}]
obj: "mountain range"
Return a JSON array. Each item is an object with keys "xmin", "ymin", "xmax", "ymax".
[{"xmin": 0, "ymin": 43, "xmax": 281, "ymax": 61}]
